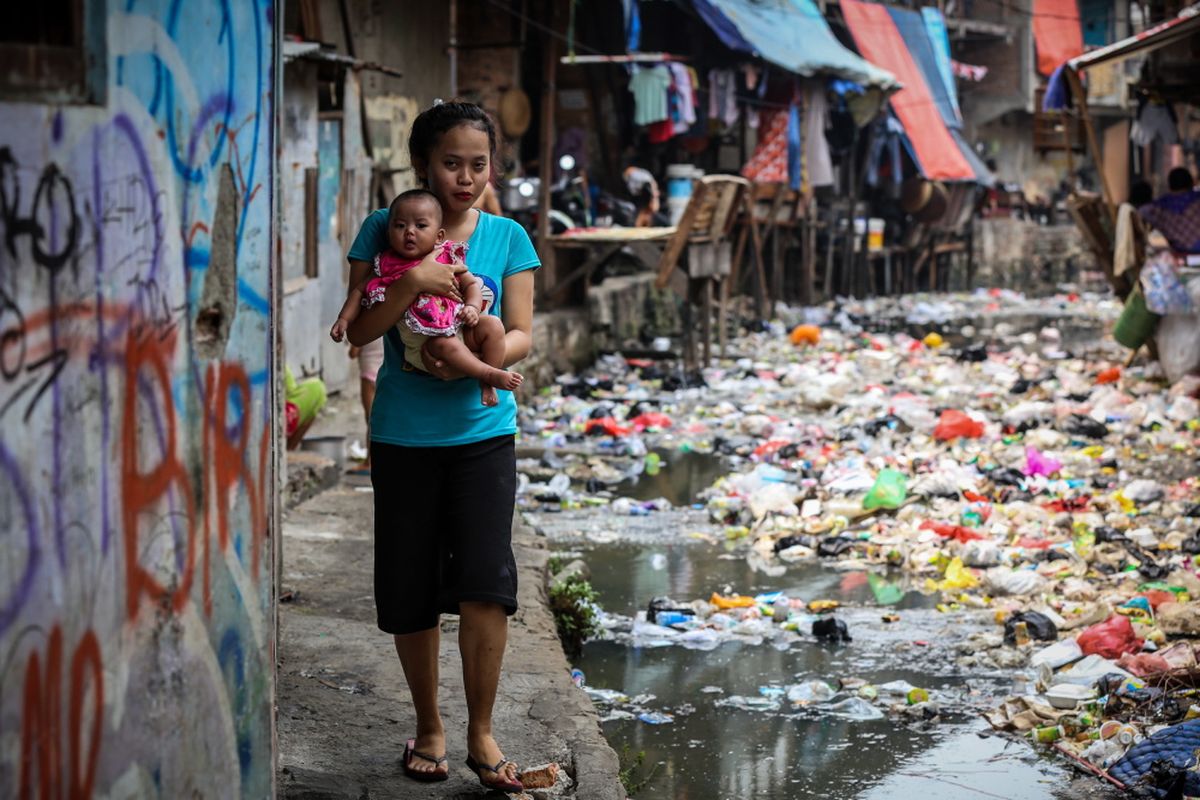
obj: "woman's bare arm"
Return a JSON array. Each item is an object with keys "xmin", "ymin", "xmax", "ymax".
[{"xmin": 500, "ymin": 270, "xmax": 534, "ymax": 367}]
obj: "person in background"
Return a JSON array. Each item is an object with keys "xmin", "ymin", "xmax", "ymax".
[
  {"xmin": 1138, "ymin": 167, "xmax": 1200, "ymax": 254},
  {"xmin": 284, "ymin": 365, "xmax": 327, "ymax": 451},
  {"xmin": 474, "ymin": 180, "xmax": 503, "ymax": 216},
  {"xmin": 347, "ymin": 339, "xmax": 382, "ymax": 470},
  {"xmin": 623, "ymin": 162, "xmax": 661, "ymax": 227}
]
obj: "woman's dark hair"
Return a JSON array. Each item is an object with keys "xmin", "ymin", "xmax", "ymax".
[
  {"xmin": 408, "ymin": 101, "xmax": 498, "ymax": 175},
  {"xmin": 1129, "ymin": 179, "xmax": 1153, "ymax": 207}
]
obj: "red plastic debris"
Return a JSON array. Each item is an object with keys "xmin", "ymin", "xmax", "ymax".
[
  {"xmin": 1076, "ymin": 615, "xmax": 1144, "ymax": 660},
  {"xmin": 1095, "ymin": 366, "xmax": 1121, "ymax": 384},
  {"xmin": 933, "ymin": 410, "xmax": 985, "ymax": 441},
  {"xmin": 584, "ymin": 417, "xmax": 631, "ymax": 437},
  {"xmin": 920, "ymin": 520, "xmax": 986, "ymax": 543},
  {"xmin": 630, "ymin": 412, "xmax": 673, "ymax": 431}
]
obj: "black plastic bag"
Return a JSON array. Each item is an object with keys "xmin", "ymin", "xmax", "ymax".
[
  {"xmin": 817, "ymin": 536, "xmax": 856, "ymax": 558},
  {"xmin": 1062, "ymin": 414, "xmax": 1109, "ymax": 438},
  {"xmin": 774, "ymin": 534, "xmax": 817, "ymax": 553},
  {"xmin": 1003, "ymin": 611, "xmax": 1058, "ymax": 645},
  {"xmin": 812, "ymin": 617, "xmax": 852, "ymax": 642}
]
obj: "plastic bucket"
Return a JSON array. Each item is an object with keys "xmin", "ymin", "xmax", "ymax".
[
  {"xmin": 868, "ymin": 218, "xmax": 885, "ymax": 252},
  {"xmin": 1113, "ymin": 289, "xmax": 1160, "ymax": 349},
  {"xmin": 666, "ymin": 164, "xmax": 703, "ymax": 200}
]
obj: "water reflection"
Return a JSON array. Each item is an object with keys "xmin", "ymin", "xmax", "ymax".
[{"xmin": 571, "ymin": 543, "xmax": 1084, "ymax": 799}]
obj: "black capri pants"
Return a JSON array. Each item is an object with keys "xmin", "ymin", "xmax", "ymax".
[{"xmin": 371, "ymin": 434, "xmax": 519, "ymax": 634}]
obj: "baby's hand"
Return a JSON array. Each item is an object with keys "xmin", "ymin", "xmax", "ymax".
[
  {"xmin": 330, "ymin": 317, "xmax": 349, "ymax": 342},
  {"xmin": 459, "ymin": 303, "xmax": 480, "ymax": 327}
]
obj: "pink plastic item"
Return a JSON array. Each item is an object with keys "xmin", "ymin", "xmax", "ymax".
[{"xmin": 1022, "ymin": 446, "xmax": 1063, "ymax": 477}]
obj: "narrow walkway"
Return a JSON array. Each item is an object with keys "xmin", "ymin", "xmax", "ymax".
[{"xmin": 276, "ymin": 473, "xmax": 623, "ymax": 799}]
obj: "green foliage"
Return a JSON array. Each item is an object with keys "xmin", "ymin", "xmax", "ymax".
[
  {"xmin": 546, "ymin": 554, "xmax": 567, "ymax": 576},
  {"xmin": 618, "ymin": 743, "xmax": 659, "ymax": 796},
  {"xmin": 547, "ymin": 573, "xmax": 600, "ymax": 659}
]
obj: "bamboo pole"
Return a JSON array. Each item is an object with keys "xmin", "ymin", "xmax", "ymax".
[{"xmin": 1066, "ymin": 67, "xmax": 1116, "ymax": 224}]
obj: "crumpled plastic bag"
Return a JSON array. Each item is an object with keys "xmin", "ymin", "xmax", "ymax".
[
  {"xmin": 1116, "ymin": 651, "xmax": 1172, "ymax": 677},
  {"xmin": 1022, "ymin": 446, "xmax": 1062, "ymax": 477},
  {"xmin": 924, "ymin": 557, "xmax": 978, "ymax": 592},
  {"xmin": 1076, "ymin": 614, "xmax": 1144, "ymax": 660},
  {"xmin": 1003, "ymin": 611, "xmax": 1058, "ymax": 644},
  {"xmin": 933, "ymin": 409, "xmax": 986, "ymax": 441},
  {"xmin": 789, "ymin": 324, "xmax": 821, "ymax": 346},
  {"xmin": 984, "ymin": 568, "xmax": 1047, "ymax": 596},
  {"xmin": 1140, "ymin": 255, "xmax": 1194, "ymax": 314},
  {"xmin": 748, "ymin": 483, "xmax": 798, "ymax": 520},
  {"xmin": 863, "ymin": 469, "xmax": 907, "ymax": 510}
]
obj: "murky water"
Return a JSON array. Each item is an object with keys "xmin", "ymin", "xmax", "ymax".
[
  {"xmin": 567, "ymin": 541, "xmax": 1072, "ymax": 799},
  {"xmin": 529, "ymin": 456, "xmax": 1109, "ymax": 799}
]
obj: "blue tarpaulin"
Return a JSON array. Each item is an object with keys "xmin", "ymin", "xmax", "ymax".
[
  {"xmin": 920, "ymin": 8, "xmax": 959, "ymax": 121},
  {"xmin": 693, "ymin": 0, "xmax": 898, "ymax": 90},
  {"xmin": 888, "ymin": 6, "xmax": 992, "ymax": 185}
]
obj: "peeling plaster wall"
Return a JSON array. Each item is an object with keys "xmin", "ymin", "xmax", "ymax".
[{"xmin": 0, "ymin": 1, "xmax": 278, "ymax": 797}]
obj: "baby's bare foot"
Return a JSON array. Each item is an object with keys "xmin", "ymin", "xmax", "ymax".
[
  {"xmin": 481, "ymin": 368, "xmax": 523, "ymax": 391},
  {"xmin": 480, "ymin": 383, "xmax": 499, "ymax": 407}
]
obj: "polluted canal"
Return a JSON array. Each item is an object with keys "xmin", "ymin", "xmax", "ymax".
[{"xmin": 517, "ymin": 291, "xmax": 1199, "ymax": 799}]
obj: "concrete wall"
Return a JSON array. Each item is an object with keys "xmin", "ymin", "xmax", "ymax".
[
  {"xmin": 0, "ymin": 2, "xmax": 277, "ymax": 797},
  {"xmin": 280, "ymin": 64, "xmax": 372, "ymax": 391},
  {"xmin": 280, "ymin": 0, "xmax": 450, "ymax": 392}
]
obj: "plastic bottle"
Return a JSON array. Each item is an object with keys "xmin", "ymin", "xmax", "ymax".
[
  {"xmin": 772, "ymin": 597, "xmax": 790, "ymax": 623},
  {"xmin": 1030, "ymin": 725, "xmax": 1065, "ymax": 743},
  {"xmin": 1014, "ymin": 621, "xmax": 1031, "ymax": 647}
]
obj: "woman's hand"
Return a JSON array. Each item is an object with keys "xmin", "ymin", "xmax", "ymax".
[
  {"xmin": 411, "ymin": 257, "xmax": 466, "ymax": 300},
  {"xmin": 421, "ymin": 339, "xmax": 465, "ymax": 380}
]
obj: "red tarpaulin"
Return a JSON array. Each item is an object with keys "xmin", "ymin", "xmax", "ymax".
[
  {"xmin": 1033, "ymin": 0, "xmax": 1084, "ymax": 75},
  {"xmin": 840, "ymin": 0, "xmax": 976, "ymax": 182}
]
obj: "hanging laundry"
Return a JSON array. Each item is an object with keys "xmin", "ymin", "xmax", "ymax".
[
  {"xmin": 629, "ymin": 65, "xmax": 672, "ymax": 126},
  {"xmin": 866, "ymin": 114, "xmax": 905, "ymax": 191},
  {"xmin": 787, "ymin": 100, "xmax": 803, "ymax": 192},
  {"xmin": 708, "ymin": 69, "xmax": 739, "ymax": 128},
  {"xmin": 803, "ymin": 82, "xmax": 834, "ymax": 188},
  {"xmin": 741, "ymin": 110, "xmax": 789, "ymax": 184},
  {"xmin": 1130, "ymin": 100, "xmax": 1180, "ymax": 146},
  {"xmin": 668, "ymin": 62, "xmax": 697, "ymax": 134}
]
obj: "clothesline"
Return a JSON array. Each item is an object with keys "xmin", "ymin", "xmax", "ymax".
[{"xmin": 561, "ymin": 52, "xmax": 689, "ymax": 65}]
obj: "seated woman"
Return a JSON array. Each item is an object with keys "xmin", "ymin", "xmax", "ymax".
[{"xmin": 1138, "ymin": 167, "xmax": 1200, "ymax": 255}]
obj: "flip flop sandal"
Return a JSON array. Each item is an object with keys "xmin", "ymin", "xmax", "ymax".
[
  {"xmin": 465, "ymin": 754, "xmax": 524, "ymax": 793},
  {"xmin": 402, "ymin": 739, "xmax": 448, "ymax": 783}
]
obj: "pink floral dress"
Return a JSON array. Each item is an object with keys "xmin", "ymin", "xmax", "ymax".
[{"xmin": 363, "ymin": 241, "xmax": 469, "ymax": 337}]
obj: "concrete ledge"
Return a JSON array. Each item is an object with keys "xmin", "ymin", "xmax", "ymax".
[
  {"xmin": 283, "ymin": 451, "xmax": 340, "ymax": 510},
  {"xmin": 278, "ymin": 487, "xmax": 623, "ymax": 799}
]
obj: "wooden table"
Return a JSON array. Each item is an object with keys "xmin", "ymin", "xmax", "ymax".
[{"xmin": 543, "ymin": 227, "xmax": 677, "ymax": 300}]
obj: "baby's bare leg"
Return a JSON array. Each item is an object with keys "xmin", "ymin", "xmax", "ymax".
[
  {"xmin": 462, "ymin": 316, "xmax": 522, "ymax": 406},
  {"xmin": 425, "ymin": 329, "xmax": 522, "ymax": 407}
]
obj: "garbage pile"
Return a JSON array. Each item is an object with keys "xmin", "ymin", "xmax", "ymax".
[{"xmin": 518, "ymin": 290, "xmax": 1200, "ymax": 789}]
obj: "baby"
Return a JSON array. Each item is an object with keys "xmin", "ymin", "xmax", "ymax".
[{"xmin": 331, "ymin": 189, "xmax": 522, "ymax": 406}]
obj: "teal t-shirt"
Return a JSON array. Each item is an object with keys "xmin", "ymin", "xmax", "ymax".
[{"xmin": 347, "ymin": 209, "xmax": 540, "ymax": 446}]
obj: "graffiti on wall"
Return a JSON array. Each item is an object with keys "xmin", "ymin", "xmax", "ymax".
[{"xmin": 0, "ymin": 0, "xmax": 275, "ymax": 796}]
